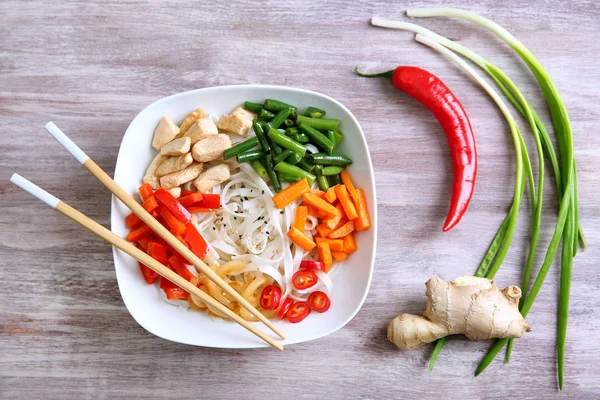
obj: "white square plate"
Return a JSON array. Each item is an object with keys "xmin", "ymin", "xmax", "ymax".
[{"xmin": 111, "ymin": 85, "xmax": 377, "ymax": 348}]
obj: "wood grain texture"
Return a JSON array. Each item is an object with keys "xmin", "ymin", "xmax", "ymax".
[{"xmin": 1, "ymin": 0, "xmax": 599, "ymax": 398}]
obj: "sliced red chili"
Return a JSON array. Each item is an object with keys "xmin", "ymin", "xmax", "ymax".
[
  {"xmin": 292, "ymin": 270, "xmax": 318, "ymax": 290},
  {"xmin": 287, "ymin": 301, "xmax": 311, "ymax": 323},
  {"xmin": 260, "ymin": 285, "xmax": 282, "ymax": 310},
  {"xmin": 277, "ymin": 298, "xmax": 294, "ymax": 320},
  {"xmin": 300, "ymin": 260, "xmax": 323, "ymax": 270},
  {"xmin": 154, "ymin": 188, "xmax": 191, "ymax": 223},
  {"xmin": 308, "ymin": 291, "xmax": 331, "ymax": 313}
]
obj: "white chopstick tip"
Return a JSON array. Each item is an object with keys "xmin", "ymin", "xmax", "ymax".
[
  {"xmin": 44, "ymin": 121, "xmax": 89, "ymax": 164},
  {"xmin": 10, "ymin": 173, "xmax": 60, "ymax": 209}
]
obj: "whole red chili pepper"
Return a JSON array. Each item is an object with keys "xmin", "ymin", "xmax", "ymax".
[{"xmin": 356, "ymin": 66, "xmax": 477, "ymax": 232}]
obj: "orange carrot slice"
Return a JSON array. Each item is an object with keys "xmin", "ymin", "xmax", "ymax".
[
  {"xmin": 340, "ymin": 170, "xmax": 359, "ymax": 203},
  {"xmin": 342, "ymin": 232, "xmax": 357, "ymax": 254},
  {"xmin": 309, "ymin": 188, "xmax": 326, "ymax": 198},
  {"xmin": 328, "ymin": 239, "xmax": 344, "ymax": 252},
  {"xmin": 305, "ymin": 204, "xmax": 328, "ymax": 219},
  {"xmin": 294, "ymin": 205, "xmax": 308, "ymax": 231},
  {"xmin": 329, "ymin": 220, "xmax": 355, "ymax": 239},
  {"xmin": 335, "ymin": 185, "xmax": 358, "ymax": 220},
  {"xmin": 287, "ymin": 227, "xmax": 316, "ymax": 251},
  {"xmin": 332, "ymin": 251, "xmax": 348, "ymax": 262},
  {"xmin": 302, "ymin": 192, "xmax": 338, "ymax": 217},
  {"xmin": 324, "ymin": 203, "xmax": 344, "ymax": 229},
  {"xmin": 354, "ymin": 188, "xmax": 371, "ymax": 231},
  {"xmin": 273, "ymin": 178, "xmax": 310, "ymax": 209},
  {"xmin": 317, "ymin": 241, "xmax": 333, "ymax": 272},
  {"xmin": 324, "ymin": 186, "xmax": 338, "ymax": 203}
]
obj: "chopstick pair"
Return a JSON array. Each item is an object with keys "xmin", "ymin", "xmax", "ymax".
[{"xmin": 11, "ymin": 122, "xmax": 286, "ymax": 350}]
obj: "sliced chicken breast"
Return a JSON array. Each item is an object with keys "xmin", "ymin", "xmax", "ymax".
[
  {"xmin": 160, "ymin": 162, "xmax": 204, "ymax": 190},
  {"xmin": 155, "ymin": 153, "xmax": 193, "ymax": 177},
  {"xmin": 143, "ymin": 153, "xmax": 170, "ymax": 189},
  {"xmin": 191, "ymin": 134, "xmax": 232, "ymax": 162},
  {"xmin": 193, "ymin": 164, "xmax": 230, "ymax": 193},
  {"xmin": 152, "ymin": 116, "xmax": 180, "ymax": 150}
]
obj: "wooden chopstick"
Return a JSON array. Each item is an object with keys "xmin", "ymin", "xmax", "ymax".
[
  {"xmin": 44, "ymin": 122, "xmax": 286, "ymax": 340},
  {"xmin": 10, "ymin": 173, "xmax": 283, "ymax": 351}
]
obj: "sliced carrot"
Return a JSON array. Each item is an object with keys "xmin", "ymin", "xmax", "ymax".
[
  {"xmin": 354, "ymin": 188, "xmax": 371, "ymax": 231},
  {"xmin": 316, "ymin": 223, "xmax": 334, "ymax": 238},
  {"xmin": 315, "ymin": 236, "xmax": 328, "ymax": 244},
  {"xmin": 139, "ymin": 183, "xmax": 154, "ymax": 201},
  {"xmin": 287, "ymin": 227, "xmax": 316, "ymax": 251},
  {"xmin": 317, "ymin": 241, "xmax": 333, "ymax": 272},
  {"xmin": 125, "ymin": 212, "xmax": 143, "ymax": 229},
  {"xmin": 324, "ymin": 186, "xmax": 338, "ymax": 203},
  {"xmin": 178, "ymin": 193, "xmax": 204, "ymax": 207},
  {"xmin": 142, "ymin": 195, "xmax": 159, "ymax": 213},
  {"xmin": 305, "ymin": 204, "xmax": 328, "ymax": 219},
  {"xmin": 328, "ymin": 239, "xmax": 344, "ymax": 252},
  {"xmin": 294, "ymin": 206, "xmax": 308, "ymax": 231},
  {"xmin": 332, "ymin": 251, "xmax": 348, "ymax": 262},
  {"xmin": 342, "ymin": 232, "xmax": 358, "ymax": 254},
  {"xmin": 340, "ymin": 170, "xmax": 359, "ymax": 203},
  {"xmin": 329, "ymin": 220, "xmax": 355, "ymax": 239},
  {"xmin": 302, "ymin": 192, "xmax": 338, "ymax": 217},
  {"xmin": 335, "ymin": 184, "xmax": 358, "ymax": 220},
  {"xmin": 309, "ymin": 188, "xmax": 326, "ymax": 198},
  {"xmin": 273, "ymin": 178, "xmax": 310, "ymax": 209},
  {"xmin": 324, "ymin": 203, "xmax": 344, "ymax": 229}
]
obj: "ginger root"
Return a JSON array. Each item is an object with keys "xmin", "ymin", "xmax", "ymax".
[{"xmin": 388, "ymin": 276, "xmax": 530, "ymax": 350}]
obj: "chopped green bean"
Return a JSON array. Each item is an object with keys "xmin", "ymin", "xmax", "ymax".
[
  {"xmin": 268, "ymin": 108, "xmax": 291, "ymax": 130},
  {"xmin": 334, "ymin": 130, "xmax": 344, "ymax": 147},
  {"xmin": 286, "ymin": 127, "xmax": 300, "ymax": 136},
  {"xmin": 244, "ymin": 101, "xmax": 263, "ymax": 113},
  {"xmin": 252, "ymin": 119, "xmax": 271, "ymax": 152},
  {"xmin": 286, "ymin": 152, "xmax": 303, "ymax": 165},
  {"xmin": 297, "ymin": 158, "xmax": 315, "ymax": 173},
  {"xmin": 274, "ymin": 149, "xmax": 293, "ymax": 164},
  {"xmin": 308, "ymin": 153, "xmax": 352, "ymax": 166},
  {"xmin": 223, "ymin": 137, "xmax": 259, "ymax": 160},
  {"xmin": 283, "ymin": 119, "xmax": 295, "ymax": 128},
  {"xmin": 274, "ymin": 161, "xmax": 316, "ymax": 185},
  {"xmin": 328, "ymin": 174, "xmax": 341, "ymax": 186},
  {"xmin": 264, "ymin": 154, "xmax": 281, "ymax": 193},
  {"xmin": 291, "ymin": 133, "xmax": 310, "ymax": 143},
  {"xmin": 278, "ymin": 173, "xmax": 302, "ymax": 183},
  {"xmin": 316, "ymin": 175, "xmax": 329, "ymax": 191},
  {"xmin": 236, "ymin": 149, "xmax": 266, "ymax": 163},
  {"xmin": 268, "ymin": 128, "xmax": 306, "ymax": 156},
  {"xmin": 259, "ymin": 108, "xmax": 275, "ymax": 121},
  {"xmin": 321, "ymin": 166, "xmax": 345, "ymax": 176},
  {"xmin": 327, "ymin": 130, "xmax": 337, "ymax": 149},
  {"xmin": 296, "ymin": 115, "xmax": 340, "ymax": 132},
  {"xmin": 303, "ymin": 106, "xmax": 326, "ymax": 118},
  {"xmin": 298, "ymin": 122, "xmax": 334, "ymax": 154},
  {"xmin": 251, "ymin": 160, "xmax": 267, "ymax": 177},
  {"xmin": 264, "ymin": 99, "xmax": 296, "ymax": 113},
  {"xmin": 313, "ymin": 165, "xmax": 323, "ymax": 177}
]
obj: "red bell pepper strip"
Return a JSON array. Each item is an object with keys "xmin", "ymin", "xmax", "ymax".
[
  {"xmin": 178, "ymin": 193, "xmax": 204, "ymax": 207},
  {"xmin": 156, "ymin": 204, "xmax": 186, "ymax": 235},
  {"xmin": 168, "ymin": 255, "xmax": 194, "ymax": 281},
  {"xmin": 142, "ymin": 195, "xmax": 159, "ymax": 213},
  {"xmin": 180, "ymin": 190, "xmax": 195, "ymax": 197},
  {"xmin": 356, "ymin": 66, "xmax": 477, "ymax": 232},
  {"xmin": 154, "ymin": 188, "xmax": 191, "ymax": 223},
  {"xmin": 147, "ymin": 241, "xmax": 168, "ymax": 265},
  {"xmin": 139, "ymin": 183, "xmax": 154, "ymax": 201},
  {"xmin": 185, "ymin": 207, "xmax": 217, "ymax": 214},
  {"xmin": 194, "ymin": 193, "xmax": 221, "ymax": 209},
  {"xmin": 183, "ymin": 223, "xmax": 209, "ymax": 260},
  {"xmin": 138, "ymin": 261, "xmax": 159, "ymax": 284},
  {"xmin": 127, "ymin": 224, "xmax": 153, "ymax": 242},
  {"xmin": 164, "ymin": 287, "xmax": 189, "ymax": 300},
  {"xmin": 136, "ymin": 236, "xmax": 152, "ymax": 252},
  {"xmin": 125, "ymin": 212, "xmax": 143, "ymax": 229}
]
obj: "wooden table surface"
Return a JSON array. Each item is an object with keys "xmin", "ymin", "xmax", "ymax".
[{"xmin": 2, "ymin": 0, "xmax": 599, "ymax": 398}]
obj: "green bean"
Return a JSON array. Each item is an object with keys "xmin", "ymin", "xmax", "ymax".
[
  {"xmin": 334, "ymin": 130, "xmax": 344, "ymax": 147},
  {"xmin": 264, "ymin": 99, "xmax": 297, "ymax": 113},
  {"xmin": 328, "ymin": 174, "xmax": 341, "ymax": 186},
  {"xmin": 296, "ymin": 115, "xmax": 339, "ymax": 132},
  {"xmin": 274, "ymin": 149, "xmax": 293, "ymax": 164},
  {"xmin": 286, "ymin": 127, "xmax": 300, "ymax": 136},
  {"xmin": 267, "ymin": 128, "xmax": 306, "ymax": 156},
  {"xmin": 278, "ymin": 173, "xmax": 302, "ymax": 183},
  {"xmin": 303, "ymin": 106, "xmax": 326, "ymax": 118},
  {"xmin": 286, "ymin": 152, "xmax": 303, "ymax": 165},
  {"xmin": 316, "ymin": 175, "xmax": 329, "ymax": 191},
  {"xmin": 274, "ymin": 161, "xmax": 316, "ymax": 185},
  {"xmin": 327, "ymin": 130, "xmax": 337, "ymax": 149},
  {"xmin": 262, "ymin": 122, "xmax": 282, "ymax": 155},
  {"xmin": 244, "ymin": 101, "xmax": 263, "ymax": 113},
  {"xmin": 268, "ymin": 108, "xmax": 291, "ymax": 130},
  {"xmin": 308, "ymin": 153, "xmax": 352, "ymax": 166},
  {"xmin": 298, "ymin": 122, "xmax": 334, "ymax": 154},
  {"xmin": 313, "ymin": 165, "xmax": 323, "ymax": 177},
  {"xmin": 252, "ymin": 119, "xmax": 271, "ymax": 152},
  {"xmin": 321, "ymin": 166, "xmax": 345, "ymax": 176},
  {"xmin": 259, "ymin": 108, "xmax": 275, "ymax": 121},
  {"xmin": 289, "ymin": 108, "xmax": 297, "ymax": 120},
  {"xmin": 297, "ymin": 158, "xmax": 315, "ymax": 173},
  {"xmin": 291, "ymin": 133, "xmax": 310, "ymax": 143},
  {"xmin": 236, "ymin": 149, "xmax": 266, "ymax": 163},
  {"xmin": 223, "ymin": 137, "xmax": 259, "ymax": 160},
  {"xmin": 264, "ymin": 154, "xmax": 281, "ymax": 193},
  {"xmin": 283, "ymin": 119, "xmax": 295, "ymax": 128},
  {"xmin": 251, "ymin": 159, "xmax": 267, "ymax": 177}
]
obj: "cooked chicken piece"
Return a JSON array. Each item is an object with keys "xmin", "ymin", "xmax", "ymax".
[
  {"xmin": 160, "ymin": 162, "xmax": 204, "ymax": 190},
  {"xmin": 216, "ymin": 112, "xmax": 253, "ymax": 136},
  {"xmin": 179, "ymin": 108, "xmax": 207, "ymax": 136},
  {"xmin": 194, "ymin": 164, "xmax": 230, "ymax": 193},
  {"xmin": 184, "ymin": 118, "xmax": 218, "ymax": 144},
  {"xmin": 191, "ymin": 134, "xmax": 232, "ymax": 162},
  {"xmin": 232, "ymin": 106, "xmax": 257, "ymax": 121},
  {"xmin": 152, "ymin": 116, "xmax": 180, "ymax": 150},
  {"xmin": 160, "ymin": 137, "xmax": 191, "ymax": 156},
  {"xmin": 156, "ymin": 153, "xmax": 193, "ymax": 177},
  {"xmin": 143, "ymin": 153, "xmax": 170, "ymax": 189},
  {"xmin": 166, "ymin": 187, "xmax": 182, "ymax": 198}
]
